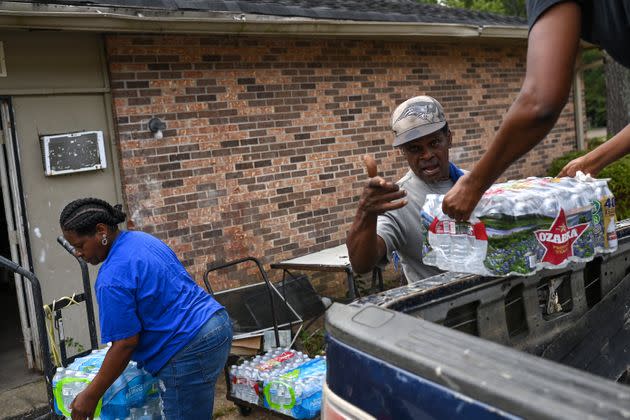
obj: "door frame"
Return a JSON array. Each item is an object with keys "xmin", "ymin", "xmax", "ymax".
[{"xmin": 0, "ymin": 97, "xmax": 40, "ymax": 370}]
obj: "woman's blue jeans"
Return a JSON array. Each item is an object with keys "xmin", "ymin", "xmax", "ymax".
[{"xmin": 156, "ymin": 309, "xmax": 233, "ymax": 419}]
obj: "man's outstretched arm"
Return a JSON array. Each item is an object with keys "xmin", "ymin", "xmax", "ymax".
[
  {"xmin": 442, "ymin": 2, "xmax": 582, "ymax": 221},
  {"xmin": 347, "ymin": 157, "xmax": 406, "ymax": 274}
]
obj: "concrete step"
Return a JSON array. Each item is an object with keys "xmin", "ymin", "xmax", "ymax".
[{"xmin": 0, "ymin": 379, "xmax": 50, "ymax": 419}]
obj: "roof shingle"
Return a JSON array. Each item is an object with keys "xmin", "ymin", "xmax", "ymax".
[{"xmin": 18, "ymin": 0, "xmax": 526, "ymax": 26}]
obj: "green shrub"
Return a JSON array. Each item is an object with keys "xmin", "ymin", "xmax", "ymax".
[
  {"xmin": 582, "ymin": 49, "xmax": 606, "ymax": 128},
  {"xmin": 547, "ymin": 139, "xmax": 630, "ymax": 220}
]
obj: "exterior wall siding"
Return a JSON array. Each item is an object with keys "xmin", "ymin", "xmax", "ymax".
[{"xmin": 106, "ymin": 35, "xmax": 578, "ymax": 289}]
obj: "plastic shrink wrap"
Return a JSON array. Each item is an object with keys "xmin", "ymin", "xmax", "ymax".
[
  {"xmin": 52, "ymin": 347, "xmax": 161, "ymax": 419},
  {"xmin": 421, "ymin": 175, "xmax": 617, "ymax": 276}
]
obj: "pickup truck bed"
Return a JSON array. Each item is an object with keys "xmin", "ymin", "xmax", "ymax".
[{"xmin": 324, "ymin": 220, "xmax": 630, "ymax": 419}]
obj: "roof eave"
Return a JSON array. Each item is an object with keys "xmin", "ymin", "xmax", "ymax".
[{"xmin": 0, "ymin": 2, "xmax": 528, "ymax": 39}]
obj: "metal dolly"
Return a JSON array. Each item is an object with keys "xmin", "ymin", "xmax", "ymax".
[{"xmin": 203, "ymin": 257, "xmax": 303, "ymax": 418}]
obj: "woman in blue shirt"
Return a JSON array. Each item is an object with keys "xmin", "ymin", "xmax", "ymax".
[{"xmin": 59, "ymin": 197, "xmax": 232, "ymax": 420}]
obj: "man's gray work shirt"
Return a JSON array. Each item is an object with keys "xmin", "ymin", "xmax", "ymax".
[{"xmin": 376, "ymin": 170, "xmax": 453, "ymax": 282}]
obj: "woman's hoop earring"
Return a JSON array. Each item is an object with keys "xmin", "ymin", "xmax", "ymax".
[{"xmin": 101, "ymin": 236, "xmax": 108, "ymax": 246}]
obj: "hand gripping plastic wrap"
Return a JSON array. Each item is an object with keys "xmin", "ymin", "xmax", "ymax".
[
  {"xmin": 421, "ymin": 175, "xmax": 617, "ymax": 276},
  {"xmin": 52, "ymin": 347, "xmax": 161, "ymax": 419}
]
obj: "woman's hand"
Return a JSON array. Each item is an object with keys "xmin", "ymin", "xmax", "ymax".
[
  {"xmin": 558, "ymin": 154, "xmax": 599, "ymax": 177},
  {"xmin": 70, "ymin": 389, "xmax": 100, "ymax": 420},
  {"xmin": 68, "ymin": 336, "xmax": 139, "ymax": 420},
  {"xmin": 559, "ymin": 125, "xmax": 630, "ymax": 178}
]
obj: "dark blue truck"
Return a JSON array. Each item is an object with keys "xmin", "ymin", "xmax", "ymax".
[{"xmin": 323, "ymin": 220, "xmax": 630, "ymax": 419}]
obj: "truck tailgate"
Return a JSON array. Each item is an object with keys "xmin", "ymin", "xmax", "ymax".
[{"xmin": 326, "ymin": 303, "xmax": 630, "ymax": 419}]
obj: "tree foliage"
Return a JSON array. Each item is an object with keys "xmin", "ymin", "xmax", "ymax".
[{"xmin": 582, "ymin": 49, "xmax": 606, "ymax": 128}]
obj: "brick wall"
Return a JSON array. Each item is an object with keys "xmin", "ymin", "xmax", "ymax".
[{"xmin": 107, "ymin": 35, "xmax": 578, "ymax": 289}]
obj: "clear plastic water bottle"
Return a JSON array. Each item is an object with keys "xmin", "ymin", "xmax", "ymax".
[
  {"xmin": 75, "ymin": 371, "xmax": 90, "ymax": 394},
  {"xmin": 52, "ymin": 367, "xmax": 66, "ymax": 415},
  {"xmin": 136, "ymin": 404, "xmax": 152, "ymax": 420},
  {"xmin": 242, "ymin": 369, "xmax": 250, "ymax": 402},
  {"xmin": 228, "ymin": 365, "xmax": 238, "ymax": 398},
  {"xmin": 61, "ymin": 371, "xmax": 76, "ymax": 413},
  {"xmin": 230, "ymin": 366, "xmax": 240, "ymax": 399},
  {"xmin": 607, "ymin": 217, "xmax": 618, "ymax": 249},
  {"xmin": 237, "ymin": 366, "xmax": 246, "ymax": 401},
  {"xmin": 144, "ymin": 395, "xmax": 162, "ymax": 418}
]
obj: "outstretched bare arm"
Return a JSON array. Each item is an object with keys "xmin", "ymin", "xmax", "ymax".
[
  {"xmin": 347, "ymin": 156, "xmax": 406, "ymax": 273},
  {"xmin": 559, "ymin": 124, "xmax": 630, "ymax": 177},
  {"xmin": 442, "ymin": 2, "xmax": 582, "ymax": 221}
]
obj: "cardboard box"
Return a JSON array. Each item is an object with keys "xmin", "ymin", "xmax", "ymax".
[{"xmin": 231, "ymin": 335, "xmax": 262, "ymax": 356}]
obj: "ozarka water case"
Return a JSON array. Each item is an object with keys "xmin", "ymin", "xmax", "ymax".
[{"xmin": 421, "ymin": 176, "xmax": 617, "ymax": 276}]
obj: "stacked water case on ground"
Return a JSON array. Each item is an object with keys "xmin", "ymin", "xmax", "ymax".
[
  {"xmin": 421, "ymin": 176, "xmax": 617, "ymax": 276},
  {"xmin": 228, "ymin": 348, "xmax": 326, "ymax": 419}
]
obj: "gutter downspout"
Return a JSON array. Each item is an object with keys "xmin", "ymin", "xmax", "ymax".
[{"xmin": 573, "ymin": 55, "xmax": 586, "ymax": 151}]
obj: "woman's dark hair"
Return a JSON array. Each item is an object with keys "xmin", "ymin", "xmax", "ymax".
[{"xmin": 59, "ymin": 198, "xmax": 126, "ymax": 236}]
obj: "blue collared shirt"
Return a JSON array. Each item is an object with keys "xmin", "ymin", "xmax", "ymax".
[
  {"xmin": 95, "ymin": 231, "xmax": 223, "ymax": 374},
  {"xmin": 449, "ymin": 161, "xmax": 465, "ymax": 183}
]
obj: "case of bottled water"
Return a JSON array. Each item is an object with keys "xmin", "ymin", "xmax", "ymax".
[
  {"xmin": 228, "ymin": 348, "xmax": 308, "ymax": 405},
  {"xmin": 421, "ymin": 175, "xmax": 617, "ymax": 276},
  {"xmin": 262, "ymin": 356, "xmax": 326, "ymax": 419},
  {"xmin": 228, "ymin": 348, "xmax": 326, "ymax": 419},
  {"xmin": 52, "ymin": 347, "xmax": 162, "ymax": 419}
]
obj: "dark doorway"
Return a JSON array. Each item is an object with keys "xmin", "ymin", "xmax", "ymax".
[{"xmin": 0, "ymin": 185, "xmax": 38, "ymax": 392}]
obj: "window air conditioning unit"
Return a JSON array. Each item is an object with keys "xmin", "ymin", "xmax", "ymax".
[{"xmin": 40, "ymin": 131, "xmax": 107, "ymax": 176}]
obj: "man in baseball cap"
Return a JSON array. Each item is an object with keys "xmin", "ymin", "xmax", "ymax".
[
  {"xmin": 347, "ymin": 95, "xmax": 465, "ymax": 285},
  {"xmin": 392, "ymin": 95, "xmax": 447, "ymax": 146}
]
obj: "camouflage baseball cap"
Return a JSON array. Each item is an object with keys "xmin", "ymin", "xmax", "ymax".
[{"xmin": 391, "ymin": 95, "xmax": 447, "ymax": 147}]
